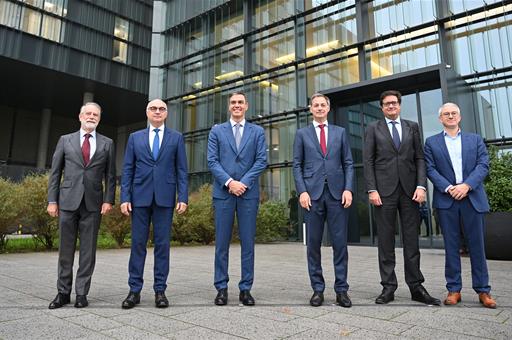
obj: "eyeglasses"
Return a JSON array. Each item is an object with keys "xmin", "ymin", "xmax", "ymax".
[
  {"xmin": 441, "ymin": 111, "xmax": 459, "ymax": 117},
  {"xmin": 382, "ymin": 101, "xmax": 399, "ymax": 107},
  {"xmin": 147, "ymin": 106, "xmax": 167, "ymax": 112}
]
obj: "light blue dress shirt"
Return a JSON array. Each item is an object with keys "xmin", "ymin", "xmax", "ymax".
[{"xmin": 443, "ymin": 129, "xmax": 463, "ymax": 191}]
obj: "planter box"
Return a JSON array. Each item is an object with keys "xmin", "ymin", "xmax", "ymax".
[{"xmin": 485, "ymin": 212, "xmax": 512, "ymax": 260}]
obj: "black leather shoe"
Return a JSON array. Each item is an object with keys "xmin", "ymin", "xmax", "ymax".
[
  {"xmin": 122, "ymin": 291, "xmax": 140, "ymax": 309},
  {"xmin": 74, "ymin": 295, "xmax": 88, "ymax": 308},
  {"xmin": 411, "ymin": 286, "xmax": 441, "ymax": 306},
  {"xmin": 336, "ymin": 292, "xmax": 352, "ymax": 308},
  {"xmin": 155, "ymin": 292, "xmax": 169, "ymax": 308},
  {"xmin": 309, "ymin": 291, "xmax": 324, "ymax": 307},
  {"xmin": 239, "ymin": 290, "xmax": 255, "ymax": 306},
  {"xmin": 375, "ymin": 290, "xmax": 394, "ymax": 304},
  {"xmin": 48, "ymin": 293, "xmax": 70, "ymax": 309},
  {"xmin": 214, "ymin": 288, "xmax": 228, "ymax": 306}
]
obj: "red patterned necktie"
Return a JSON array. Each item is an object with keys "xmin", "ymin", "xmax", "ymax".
[
  {"xmin": 82, "ymin": 134, "xmax": 91, "ymax": 165},
  {"xmin": 319, "ymin": 124, "xmax": 327, "ymax": 156}
]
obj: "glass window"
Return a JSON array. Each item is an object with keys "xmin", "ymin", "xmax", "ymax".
[
  {"xmin": 43, "ymin": 0, "xmax": 66, "ymax": 16},
  {"xmin": 114, "ymin": 17, "xmax": 130, "ymax": 41},
  {"xmin": 367, "ymin": 0, "xmax": 437, "ymax": 39},
  {"xmin": 253, "ymin": 0, "xmax": 294, "ymax": 29},
  {"xmin": 0, "ymin": 0, "xmax": 21, "ymax": 28},
  {"xmin": 24, "ymin": 0, "xmax": 43, "ymax": 8},
  {"xmin": 307, "ymin": 51, "xmax": 359, "ymax": 95},
  {"xmin": 41, "ymin": 14, "xmax": 61, "ymax": 42},
  {"xmin": 214, "ymin": 2, "xmax": 243, "ymax": 44},
  {"xmin": 113, "ymin": 40, "xmax": 128, "ymax": 63},
  {"xmin": 21, "ymin": 7, "xmax": 41, "ymax": 35},
  {"xmin": 448, "ymin": 0, "xmax": 502, "ymax": 14},
  {"xmin": 249, "ymin": 68, "xmax": 297, "ymax": 115},
  {"xmin": 254, "ymin": 22, "xmax": 295, "ymax": 70}
]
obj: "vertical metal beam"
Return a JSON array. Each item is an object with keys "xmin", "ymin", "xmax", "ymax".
[{"xmin": 356, "ymin": 0, "xmax": 369, "ymax": 81}]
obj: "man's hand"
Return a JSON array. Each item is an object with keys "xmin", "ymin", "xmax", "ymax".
[
  {"xmin": 368, "ymin": 191, "xmax": 382, "ymax": 206},
  {"xmin": 176, "ymin": 202, "xmax": 188, "ymax": 214},
  {"xmin": 299, "ymin": 192, "xmax": 312, "ymax": 211},
  {"xmin": 228, "ymin": 180, "xmax": 247, "ymax": 196},
  {"xmin": 449, "ymin": 183, "xmax": 470, "ymax": 200},
  {"xmin": 120, "ymin": 202, "xmax": 132, "ymax": 216},
  {"xmin": 412, "ymin": 188, "xmax": 426, "ymax": 204},
  {"xmin": 47, "ymin": 203, "xmax": 59, "ymax": 217},
  {"xmin": 342, "ymin": 190, "xmax": 353, "ymax": 208},
  {"xmin": 101, "ymin": 203, "xmax": 113, "ymax": 215}
]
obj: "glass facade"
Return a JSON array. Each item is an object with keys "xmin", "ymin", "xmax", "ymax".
[{"xmin": 150, "ymin": 0, "xmax": 512, "ymax": 247}]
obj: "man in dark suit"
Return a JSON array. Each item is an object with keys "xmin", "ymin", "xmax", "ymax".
[
  {"xmin": 293, "ymin": 93, "xmax": 354, "ymax": 307},
  {"xmin": 47, "ymin": 102, "xmax": 116, "ymax": 309},
  {"xmin": 120, "ymin": 99, "xmax": 188, "ymax": 309},
  {"xmin": 363, "ymin": 90, "xmax": 440, "ymax": 305},
  {"xmin": 207, "ymin": 92, "xmax": 267, "ymax": 306},
  {"xmin": 425, "ymin": 102, "xmax": 496, "ymax": 308}
]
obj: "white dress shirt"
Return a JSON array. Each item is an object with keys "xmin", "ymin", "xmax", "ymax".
[
  {"xmin": 443, "ymin": 129, "xmax": 463, "ymax": 192},
  {"xmin": 384, "ymin": 116, "xmax": 402, "ymax": 141},
  {"xmin": 80, "ymin": 129, "xmax": 96, "ymax": 158},
  {"xmin": 149, "ymin": 124, "xmax": 164, "ymax": 152},
  {"xmin": 225, "ymin": 118, "xmax": 246, "ymax": 187},
  {"xmin": 312, "ymin": 120, "xmax": 328, "ymax": 147}
]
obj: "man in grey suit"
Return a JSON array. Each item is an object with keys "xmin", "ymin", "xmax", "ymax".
[
  {"xmin": 47, "ymin": 102, "xmax": 116, "ymax": 309},
  {"xmin": 363, "ymin": 90, "xmax": 440, "ymax": 306},
  {"xmin": 293, "ymin": 93, "xmax": 354, "ymax": 307}
]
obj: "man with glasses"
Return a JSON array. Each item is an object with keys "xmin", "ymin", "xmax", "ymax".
[
  {"xmin": 424, "ymin": 103, "xmax": 496, "ymax": 308},
  {"xmin": 363, "ymin": 90, "xmax": 440, "ymax": 306},
  {"xmin": 120, "ymin": 99, "xmax": 188, "ymax": 309}
]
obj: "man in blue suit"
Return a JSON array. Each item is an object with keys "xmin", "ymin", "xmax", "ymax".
[
  {"xmin": 425, "ymin": 102, "xmax": 496, "ymax": 309},
  {"xmin": 120, "ymin": 99, "xmax": 188, "ymax": 309},
  {"xmin": 207, "ymin": 92, "xmax": 267, "ymax": 306},
  {"xmin": 293, "ymin": 93, "xmax": 354, "ymax": 307}
]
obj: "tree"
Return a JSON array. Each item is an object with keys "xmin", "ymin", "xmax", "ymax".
[
  {"xmin": 101, "ymin": 188, "xmax": 130, "ymax": 247},
  {"xmin": 0, "ymin": 178, "xmax": 21, "ymax": 252}
]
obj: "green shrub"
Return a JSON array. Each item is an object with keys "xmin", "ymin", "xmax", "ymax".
[
  {"xmin": 0, "ymin": 178, "xmax": 22, "ymax": 252},
  {"xmin": 256, "ymin": 200, "xmax": 288, "ymax": 243},
  {"xmin": 100, "ymin": 188, "xmax": 131, "ymax": 247},
  {"xmin": 485, "ymin": 146, "xmax": 512, "ymax": 212},
  {"xmin": 17, "ymin": 173, "xmax": 58, "ymax": 250}
]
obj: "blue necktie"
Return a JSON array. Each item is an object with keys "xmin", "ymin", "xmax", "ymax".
[
  {"xmin": 390, "ymin": 121, "xmax": 400, "ymax": 149},
  {"xmin": 234, "ymin": 123, "xmax": 242, "ymax": 150},
  {"xmin": 152, "ymin": 128, "xmax": 160, "ymax": 160}
]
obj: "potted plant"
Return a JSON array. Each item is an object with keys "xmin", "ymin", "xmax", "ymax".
[{"xmin": 484, "ymin": 146, "xmax": 512, "ymax": 260}]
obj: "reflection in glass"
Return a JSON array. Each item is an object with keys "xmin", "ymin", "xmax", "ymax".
[
  {"xmin": 254, "ymin": 22, "xmax": 295, "ymax": 70},
  {"xmin": 262, "ymin": 117, "xmax": 296, "ymax": 164},
  {"xmin": 114, "ymin": 17, "xmax": 130, "ymax": 40},
  {"xmin": 41, "ymin": 14, "xmax": 61, "ymax": 42},
  {"xmin": 419, "ymin": 89, "xmax": 443, "ymax": 140},
  {"xmin": 253, "ymin": 0, "xmax": 294, "ymax": 29},
  {"xmin": 307, "ymin": 53, "xmax": 359, "ymax": 95},
  {"xmin": 0, "ymin": 0, "xmax": 21, "ymax": 28},
  {"xmin": 113, "ymin": 40, "xmax": 128, "ymax": 63},
  {"xmin": 24, "ymin": 0, "xmax": 43, "ymax": 8},
  {"xmin": 43, "ymin": 0, "xmax": 66, "ymax": 16},
  {"xmin": 21, "ymin": 7, "xmax": 41, "ymax": 35},
  {"xmin": 448, "ymin": 0, "xmax": 502, "ymax": 14}
]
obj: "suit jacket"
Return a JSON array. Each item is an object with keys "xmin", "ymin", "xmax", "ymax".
[
  {"xmin": 293, "ymin": 124, "xmax": 354, "ymax": 200},
  {"xmin": 424, "ymin": 131, "xmax": 490, "ymax": 213},
  {"xmin": 120, "ymin": 127, "xmax": 188, "ymax": 208},
  {"xmin": 207, "ymin": 121, "xmax": 267, "ymax": 200},
  {"xmin": 48, "ymin": 131, "xmax": 116, "ymax": 212},
  {"xmin": 363, "ymin": 119, "xmax": 426, "ymax": 197}
]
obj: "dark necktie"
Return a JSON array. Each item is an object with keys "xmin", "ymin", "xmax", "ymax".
[
  {"xmin": 152, "ymin": 128, "xmax": 160, "ymax": 160},
  {"xmin": 82, "ymin": 133, "xmax": 91, "ymax": 165},
  {"xmin": 319, "ymin": 124, "xmax": 327, "ymax": 156},
  {"xmin": 391, "ymin": 121, "xmax": 400, "ymax": 149}
]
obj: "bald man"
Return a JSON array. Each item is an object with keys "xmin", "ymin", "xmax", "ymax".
[{"xmin": 120, "ymin": 99, "xmax": 188, "ymax": 309}]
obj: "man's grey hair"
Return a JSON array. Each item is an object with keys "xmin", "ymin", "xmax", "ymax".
[
  {"xmin": 438, "ymin": 102, "xmax": 460, "ymax": 116},
  {"xmin": 80, "ymin": 102, "xmax": 102, "ymax": 115},
  {"xmin": 310, "ymin": 93, "xmax": 330, "ymax": 106}
]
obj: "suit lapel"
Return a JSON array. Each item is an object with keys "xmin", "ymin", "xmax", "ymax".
[
  {"xmin": 70, "ymin": 131, "xmax": 85, "ymax": 166},
  {"xmin": 436, "ymin": 132, "xmax": 455, "ymax": 174},
  {"xmin": 326, "ymin": 124, "xmax": 334, "ymax": 157},
  {"xmin": 377, "ymin": 120, "xmax": 396, "ymax": 151},
  {"xmin": 307, "ymin": 124, "xmax": 324, "ymax": 156},
  {"xmin": 88, "ymin": 133, "xmax": 105, "ymax": 166},
  {"xmin": 143, "ymin": 128, "xmax": 152, "ymax": 158},
  {"xmin": 224, "ymin": 121, "xmax": 238, "ymax": 154},
  {"xmin": 156, "ymin": 129, "xmax": 171, "ymax": 161},
  {"xmin": 400, "ymin": 120, "xmax": 410, "ymax": 151},
  {"xmin": 238, "ymin": 123, "xmax": 252, "ymax": 154},
  {"xmin": 461, "ymin": 132, "xmax": 470, "ymax": 176}
]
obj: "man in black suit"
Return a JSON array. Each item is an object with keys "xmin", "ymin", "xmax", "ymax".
[
  {"xmin": 47, "ymin": 102, "xmax": 116, "ymax": 309},
  {"xmin": 363, "ymin": 90, "xmax": 440, "ymax": 306}
]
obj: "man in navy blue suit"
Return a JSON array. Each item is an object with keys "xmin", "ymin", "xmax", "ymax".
[
  {"xmin": 120, "ymin": 98, "xmax": 188, "ymax": 309},
  {"xmin": 425, "ymin": 102, "xmax": 497, "ymax": 309},
  {"xmin": 292, "ymin": 93, "xmax": 354, "ymax": 307},
  {"xmin": 207, "ymin": 92, "xmax": 267, "ymax": 306}
]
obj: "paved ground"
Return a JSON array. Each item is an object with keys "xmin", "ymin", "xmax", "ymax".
[{"xmin": 0, "ymin": 243, "xmax": 511, "ymax": 339}]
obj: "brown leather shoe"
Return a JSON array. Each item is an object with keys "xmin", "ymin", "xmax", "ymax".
[
  {"xmin": 478, "ymin": 293, "xmax": 497, "ymax": 309},
  {"xmin": 443, "ymin": 292, "xmax": 461, "ymax": 305}
]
